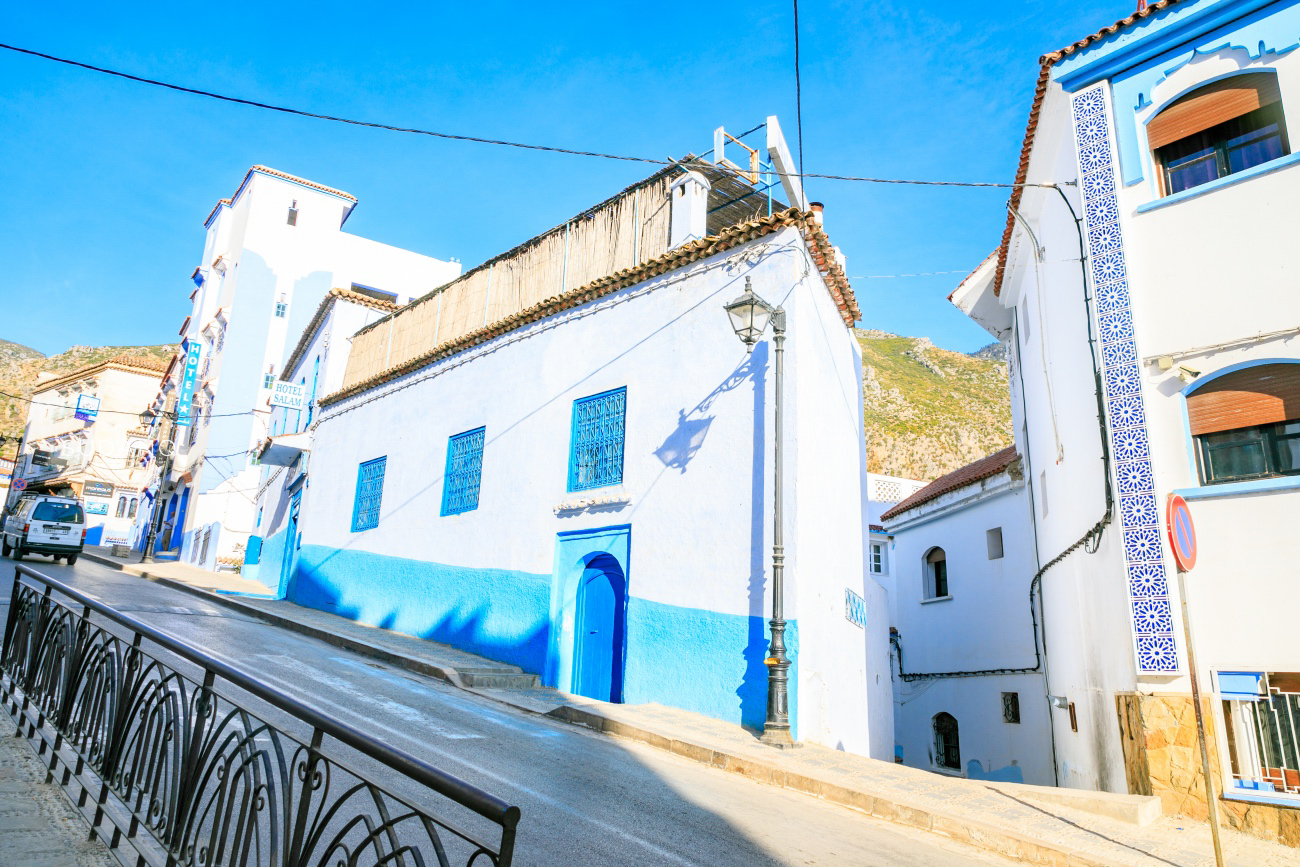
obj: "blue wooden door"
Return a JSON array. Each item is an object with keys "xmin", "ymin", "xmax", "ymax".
[
  {"xmin": 280, "ymin": 490, "xmax": 301, "ymax": 593},
  {"xmin": 574, "ymin": 561, "xmax": 625, "ymax": 703}
]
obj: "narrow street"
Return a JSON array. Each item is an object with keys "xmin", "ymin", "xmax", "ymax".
[{"xmin": 1, "ymin": 557, "xmax": 1011, "ymax": 866}]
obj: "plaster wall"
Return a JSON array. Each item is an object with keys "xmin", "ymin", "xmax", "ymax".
[{"xmin": 298, "ymin": 229, "xmax": 889, "ymax": 755}]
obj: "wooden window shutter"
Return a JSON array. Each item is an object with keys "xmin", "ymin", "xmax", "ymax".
[
  {"xmin": 1147, "ymin": 72, "xmax": 1282, "ymax": 151},
  {"xmin": 1187, "ymin": 363, "xmax": 1300, "ymax": 436}
]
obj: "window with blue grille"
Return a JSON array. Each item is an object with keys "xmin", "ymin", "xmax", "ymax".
[
  {"xmin": 441, "ymin": 427, "xmax": 485, "ymax": 516},
  {"xmin": 568, "ymin": 387, "xmax": 626, "ymax": 491},
  {"xmin": 351, "ymin": 457, "xmax": 386, "ymax": 531}
]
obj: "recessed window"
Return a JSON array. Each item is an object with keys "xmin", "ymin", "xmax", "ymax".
[
  {"xmin": 924, "ymin": 547, "xmax": 948, "ymax": 599},
  {"xmin": 1219, "ymin": 672, "xmax": 1300, "ymax": 797},
  {"xmin": 568, "ymin": 387, "xmax": 626, "ymax": 491},
  {"xmin": 441, "ymin": 427, "xmax": 486, "ymax": 516},
  {"xmin": 275, "ymin": 302, "xmax": 287, "ymax": 318},
  {"xmin": 1150, "ymin": 72, "xmax": 1289, "ymax": 195},
  {"xmin": 933, "ymin": 712, "xmax": 960, "ymax": 771},
  {"xmin": 987, "ymin": 527, "xmax": 1004, "ymax": 560},
  {"xmin": 263, "ymin": 374, "xmax": 275, "ymax": 389},
  {"xmin": 287, "ymin": 200, "xmax": 298, "ymax": 226},
  {"xmin": 1002, "ymin": 692, "xmax": 1021, "ymax": 724},
  {"xmin": 351, "ymin": 457, "xmax": 387, "ymax": 532},
  {"xmin": 1188, "ymin": 363, "xmax": 1300, "ymax": 485},
  {"xmin": 869, "ymin": 542, "xmax": 886, "ymax": 574}
]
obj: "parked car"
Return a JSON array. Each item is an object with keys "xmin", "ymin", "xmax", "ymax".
[{"xmin": 2, "ymin": 495, "xmax": 86, "ymax": 564}]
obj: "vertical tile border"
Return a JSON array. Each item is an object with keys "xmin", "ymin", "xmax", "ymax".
[{"xmin": 1070, "ymin": 85, "xmax": 1180, "ymax": 675}]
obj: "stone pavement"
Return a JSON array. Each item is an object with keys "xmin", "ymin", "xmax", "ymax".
[
  {"xmin": 0, "ymin": 727, "xmax": 114, "ymax": 867},
  {"xmin": 80, "ymin": 547, "xmax": 1300, "ymax": 867}
]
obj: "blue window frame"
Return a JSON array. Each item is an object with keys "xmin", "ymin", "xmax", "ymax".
[
  {"xmin": 351, "ymin": 457, "xmax": 386, "ymax": 531},
  {"xmin": 440, "ymin": 427, "xmax": 486, "ymax": 516},
  {"xmin": 568, "ymin": 388, "xmax": 626, "ymax": 491}
]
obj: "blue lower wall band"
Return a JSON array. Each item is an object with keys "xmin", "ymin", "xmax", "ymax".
[{"xmin": 286, "ymin": 544, "xmax": 796, "ymax": 735}]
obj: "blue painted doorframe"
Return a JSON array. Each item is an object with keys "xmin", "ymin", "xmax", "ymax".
[
  {"xmin": 280, "ymin": 489, "xmax": 302, "ymax": 596},
  {"xmin": 546, "ymin": 525, "xmax": 630, "ymax": 698}
]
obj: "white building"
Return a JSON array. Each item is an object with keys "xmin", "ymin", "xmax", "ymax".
[
  {"xmin": 156, "ymin": 166, "xmax": 461, "ymax": 569},
  {"xmin": 10, "ymin": 355, "xmax": 166, "ymax": 547},
  {"xmin": 257, "ymin": 123, "xmax": 893, "ymax": 755},
  {"xmin": 890, "ymin": 0, "xmax": 1300, "ymax": 847}
]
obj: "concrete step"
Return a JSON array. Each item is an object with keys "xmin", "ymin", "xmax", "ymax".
[{"xmin": 457, "ymin": 669, "xmax": 541, "ymax": 689}]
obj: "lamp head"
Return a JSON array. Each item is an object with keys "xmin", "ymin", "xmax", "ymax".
[{"xmin": 723, "ymin": 277, "xmax": 776, "ymax": 353}]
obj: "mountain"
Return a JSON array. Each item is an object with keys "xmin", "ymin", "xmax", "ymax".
[
  {"xmin": 0, "ymin": 341, "xmax": 177, "ymax": 458},
  {"xmin": 858, "ymin": 330, "xmax": 1014, "ymax": 482}
]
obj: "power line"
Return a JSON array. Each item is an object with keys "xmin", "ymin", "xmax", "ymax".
[
  {"xmin": 793, "ymin": 0, "xmax": 805, "ymax": 189},
  {"xmin": 0, "ymin": 390, "xmax": 256, "ymax": 420},
  {"xmin": 0, "ymin": 42, "xmax": 1059, "ymax": 190}
]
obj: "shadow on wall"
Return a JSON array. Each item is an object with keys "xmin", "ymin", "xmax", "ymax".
[{"xmin": 741, "ymin": 342, "xmax": 770, "ymax": 732}]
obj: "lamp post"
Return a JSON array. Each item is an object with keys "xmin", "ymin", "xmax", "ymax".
[
  {"xmin": 142, "ymin": 399, "xmax": 178, "ymax": 564},
  {"xmin": 724, "ymin": 278, "xmax": 797, "ymax": 749}
]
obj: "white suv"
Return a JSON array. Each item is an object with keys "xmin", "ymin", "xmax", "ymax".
[{"xmin": 2, "ymin": 495, "xmax": 86, "ymax": 564}]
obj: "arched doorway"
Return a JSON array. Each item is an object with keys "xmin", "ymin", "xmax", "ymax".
[
  {"xmin": 573, "ymin": 554, "xmax": 626, "ymax": 703},
  {"xmin": 934, "ymin": 712, "xmax": 961, "ymax": 771}
]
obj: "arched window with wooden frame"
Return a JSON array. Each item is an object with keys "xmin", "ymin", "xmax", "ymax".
[
  {"xmin": 923, "ymin": 547, "xmax": 949, "ymax": 600},
  {"xmin": 1149, "ymin": 71, "xmax": 1289, "ymax": 195},
  {"xmin": 1187, "ymin": 362, "xmax": 1300, "ymax": 484}
]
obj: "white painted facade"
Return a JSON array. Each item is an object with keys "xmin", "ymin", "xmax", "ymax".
[
  {"xmin": 157, "ymin": 167, "xmax": 460, "ymax": 569},
  {"xmin": 913, "ymin": 0, "xmax": 1300, "ymax": 813}
]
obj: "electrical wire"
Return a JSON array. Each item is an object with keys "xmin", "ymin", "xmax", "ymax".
[
  {"xmin": 0, "ymin": 42, "xmax": 1060, "ymax": 190},
  {"xmin": 792, "ymin": 0, "xmax": 805, "ymax": 187},
  {"xmin": 0, "ymin": 390, "xmax": 256, "ymax": 420}
]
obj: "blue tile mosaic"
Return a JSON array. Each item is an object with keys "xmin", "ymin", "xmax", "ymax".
[{"xmin": 1071, "ymin": 85, "xmax": 1178, "ymax": 675}]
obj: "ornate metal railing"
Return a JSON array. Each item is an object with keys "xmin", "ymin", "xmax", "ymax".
[{"xmin": 1, "ymin": 565, "xmax": 520, "ymax": 867}]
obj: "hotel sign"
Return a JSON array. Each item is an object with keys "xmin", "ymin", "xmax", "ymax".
[
  {"xmin": 175, "ymin": 341, "xmax": 202, "ymax": 427},
  {"xmin": 269, "ymin": 381, "xmax": 307, "ymax": 411}
]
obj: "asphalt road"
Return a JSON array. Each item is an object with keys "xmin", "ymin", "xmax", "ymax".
[{"xmin": 0, "ymin": 556, "xmax": 1013, "ymax": 866}]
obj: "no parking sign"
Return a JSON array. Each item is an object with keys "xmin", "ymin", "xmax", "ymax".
[{"xmin": 1166, "ymin": 494, "xmax": 1197, "ymax": 572}]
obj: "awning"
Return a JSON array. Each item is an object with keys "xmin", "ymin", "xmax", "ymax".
[{"xmin": 258, "ymin": 432, "xmax": 311, "ymax": 467}]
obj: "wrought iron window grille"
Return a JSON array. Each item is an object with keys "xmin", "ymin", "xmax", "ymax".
[
  {"xmin": 441, "ymin": 428, "xmax": 485, "ymax": 517},
  {"xmin": 0, "ymin": 565, "xmax": 521, "ymax": 867},
  {"xmin": 351, "ymin": 456, "xmax": 386, "ymax": 531},
  {"xmin": 568, "ymin": 388, "xmax": 626, "ymax": 492}
]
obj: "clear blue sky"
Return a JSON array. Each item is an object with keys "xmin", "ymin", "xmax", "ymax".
[{"xmin": 1, "ymin": 1, "xmax": 1124, "ymax": 357}]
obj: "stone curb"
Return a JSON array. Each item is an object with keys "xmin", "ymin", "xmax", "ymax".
[{"xmin": 79, "ymin": 550, "xmax": 1127, "ymax": 867}]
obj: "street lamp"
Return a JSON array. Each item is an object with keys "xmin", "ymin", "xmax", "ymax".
[{"xmin": 724, "ymin": 277, "xmax": 797, "ymax": 749}]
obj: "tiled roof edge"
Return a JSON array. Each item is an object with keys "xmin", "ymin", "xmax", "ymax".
[
  {"xmin": 880, "ymin": 446, "xmax": 1020, "ymax": 522},
  {"xmin": 321, "ymin": 208, "xmax": 858, "ymax": 408},
  {"xmin": 34, "ymin": 354, "xmax": 173, "ymax": 394},
  {"xmin": 282, "ymin": 289, "xmax": 398, "ymax": 381},
  {"xmin": 203, "ymin": 165, "xmax": 358, "ymax": 227}
]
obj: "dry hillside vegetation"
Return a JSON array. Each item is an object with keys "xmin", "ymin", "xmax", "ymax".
[
  {"xmin": 0, "ymin": 340, "xmax": 176, "ymax": 457},
  {"xmin": 858, "ymin": 330, "xmax": 1013, "ymax": 482}
]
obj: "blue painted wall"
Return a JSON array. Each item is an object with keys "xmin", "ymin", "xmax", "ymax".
[{"xmin": 285, "ymin": 544, "xmax": 797, "ymax": 734}]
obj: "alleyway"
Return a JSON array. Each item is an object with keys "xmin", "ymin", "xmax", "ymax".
[{"xmin": 0, "ymin": 557, "xmax": 1014, "ymax": 867}]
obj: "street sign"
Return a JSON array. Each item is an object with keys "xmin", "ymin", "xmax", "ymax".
[
  {"xmin": 31, "ymin": 449, "xmax": 54, "ymax": 467},
  {"xmin": 75, "ymin": 394, "xmax": 101, "ymax": 422},
  {"xmin": 1166, "ymin": 494, "xmax": 1197, "ymax": 572},
  {"xmin": 83, "ymin": 480, "xmax": 115, "ymax": 498},
  {"xmin": 12, "ymin": 478, "xmax": 26, "ymax": 492},
  {"xmin": 269, "ymin": 381, "xmax": 307, "ymax": 411},
  {"xmin": 176, "ymin": 341, "xmax": 202, "ymax": 427}
]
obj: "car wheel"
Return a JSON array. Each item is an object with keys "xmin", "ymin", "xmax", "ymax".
[
  {"xmin": 65, "ymin": 554, "xmax": 78, "ymax": 565},
  {"xmin": 11, "ymin": 546, "xmax": 23, "ymax": 561},
  {"xmin": 1, "ymin": 537, "xmax": 9, "ymax": 556}
]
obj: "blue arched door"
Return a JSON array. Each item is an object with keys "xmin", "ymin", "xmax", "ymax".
[{"xmin": 573, "ymin": 557, "xmax": 626, "ymax": 703}]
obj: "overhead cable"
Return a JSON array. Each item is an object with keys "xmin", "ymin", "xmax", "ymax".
[{"xmin": 0, "ymin": 42, "xmax": 1059, "ymax": 190}]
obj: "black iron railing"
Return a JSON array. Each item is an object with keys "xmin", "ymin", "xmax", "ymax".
[{"xmin": 1, "ymin": 565, "xmax": 521, "ymax": 867}]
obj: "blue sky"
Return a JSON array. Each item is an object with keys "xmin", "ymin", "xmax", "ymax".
[{"xmin": 1, "ymin": 1, "xmax": 1123, "ymax": 356}]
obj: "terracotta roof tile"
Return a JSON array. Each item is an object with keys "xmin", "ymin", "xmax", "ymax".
[
  {"xmin": 203, "ymin": 165, "xmax": 357, "ymax": 226},
  {"xmin": 321, "ymin": 207, "xmax": 859, "ymax": 408},
  {"xmin": 880, "ymin": 446, "xmax": 1020, "ymax": 522},
  {"xmin": 282, "ymin": 288, "xmax": 399, "ymax": 380},
  {"xmin": 993, "ymin": 0, "xmax": 1187, "ymax": 297}
]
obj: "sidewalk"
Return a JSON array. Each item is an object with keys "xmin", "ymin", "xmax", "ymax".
[
  {"xmin": 81, "ymin": 546, "xmax": 1300, "ymax": 867},
  {"xmin": 0, "ymin": 725, "xmax": 114, "ymax": 867}
]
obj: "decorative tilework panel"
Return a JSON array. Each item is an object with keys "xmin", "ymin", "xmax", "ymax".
[{"xmin": 1071, "ymin": 84, "xmax": 1179, "ymax": 674}]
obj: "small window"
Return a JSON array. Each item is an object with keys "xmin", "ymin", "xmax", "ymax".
[
  {"xmin": 568, "ymin": 387, "xmax": 627, "ymax": 491},
  {"xmin": 1150, "ymin": 73, "xmax": 1289, "ymax": 195},
  {"xmin": 924, "ymin": 547, "xmax": 949, "ymax": 599},
  {"xmin": 933, "ymin": 712, "xmax": 960, "ymax": 771},
  {"xmin": 115, "ymin": 496, "xmax": 127, "ymax": 518},
  {"xmin": 263, "ymin": 374, "xmax": 275, "ymax": 389},
  {"xmin": 441, "ymin": 427, "xmax": 486, "ymax": 516},
  {"xmin": 287, "ymin": 200, "xmax": 298, "ymax": 226},
  {"xmin": 1002, "ymin": 692, "xmax": 1021, "ymax": 724},
  {"xmin": 275, "ymin": 302, "xmax": 287, "ymax": 318},
  {"xmin": 1189, "ymin": 363, "xmax": 1300, "ymax": 484},
  {"xmin": 987, "ymin": 527, "xmax": 1004, "ymax": 560},
  {"xmin": 128, "ymin": 498, "xmax": 138, "ymax": 519},
  {"xmin": 869, "ymin": 542, "xmax": 886, "ymax": 574},
  {"xmin": 351, "ymin": 457, "xmax": 387, "ymax": 532},
  {"xmin": 1220, "ymin": 672, "xmax": 1300, "ymax": 797}
]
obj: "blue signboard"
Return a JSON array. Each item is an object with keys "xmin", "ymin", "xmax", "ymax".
[
  {"xmin": 175, "ymin": 341, "xmax": 202, "ymax": 427},
  {"xmin": 85, "ymin": 501, "xmax": 109, "ymax": 515},
  {"xmin": 74, "ymin": 394, "xmax": 101, "ymax": 422}
]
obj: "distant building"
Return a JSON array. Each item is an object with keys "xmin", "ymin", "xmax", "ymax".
[
  {"xmin": 890, "ymin": 0, "xmax": 1300, "ymax": 848},
  {"xmin": 254, "ymin": 121, "xmax": 894, "ymax": 756},
  {"xmin": 153, "ymin": 166, "xmax": 461, "ymax": 569},
  {"xmin": 10, "ymin": 355, "xmax": 166, "ymax": 546}
]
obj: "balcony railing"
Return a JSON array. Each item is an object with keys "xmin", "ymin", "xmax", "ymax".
[{"xmin": 1, "ymin": 565, "xmax": 521, "ymax": 867}]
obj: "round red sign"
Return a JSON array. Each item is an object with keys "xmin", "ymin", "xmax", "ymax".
[{"xmin": 1166, "ymin": 494, "xmax": 1197, "ymax": 572}]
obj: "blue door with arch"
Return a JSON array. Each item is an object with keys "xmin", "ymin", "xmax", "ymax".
[
  {"xmin": 573, "ymin": 555, "xmax": 626, "ymax": 703},
  {"xmin": 280, "ymin": 489, "xmax": 301, "ymax": 594}
]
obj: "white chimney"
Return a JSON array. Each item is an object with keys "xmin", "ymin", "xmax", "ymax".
[{"xmin": 669, "ymin": 171, "xmax": 711, "ymax": 248}]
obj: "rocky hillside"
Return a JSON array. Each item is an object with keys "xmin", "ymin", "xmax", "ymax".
[
  {"xmin": 0, "ymin": 340, "xmax": 176, "ymax": 457},
  {"xmin": 859, "ymin": 330, "xmax": 1013, "ymax": 482}
]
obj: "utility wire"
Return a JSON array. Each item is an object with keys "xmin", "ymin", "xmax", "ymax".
[
  {"xmin": 0, "ymin": 390, "xmax": 256, "ymax": 420},
  {"xmin": 793, "ymin": 0, "xmax": 805, "ymax": 189},
  {"xmin": 0, "ymin": 42, "xmax": 1058, "ymax": 190}
]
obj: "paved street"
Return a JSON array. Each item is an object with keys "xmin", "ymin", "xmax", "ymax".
[{"xmin": 0, "ymin": 556, "xmax": 1013, "ymax": 866}]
